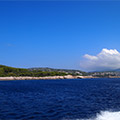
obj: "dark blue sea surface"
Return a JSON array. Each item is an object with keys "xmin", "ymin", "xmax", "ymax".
[{"xmin": 0, "ymin": 78, "xmax": 120, "ymax": 120}]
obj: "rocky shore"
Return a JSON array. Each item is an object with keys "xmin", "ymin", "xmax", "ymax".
[{"xmin": 0, "ymin": 75, "xmax": 95, "ymax": 81}]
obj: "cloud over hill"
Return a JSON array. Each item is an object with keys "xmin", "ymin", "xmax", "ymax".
[{"xmin": 80, "ymin": 48, "xmax": 120, "ymax": 71}]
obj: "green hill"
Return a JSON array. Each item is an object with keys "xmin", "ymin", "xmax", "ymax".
[{"xmin": 0, "ymin": 65, "xmax": 67, "ymax": 77}]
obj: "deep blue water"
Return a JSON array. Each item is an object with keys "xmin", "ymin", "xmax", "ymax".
[{"xmin": 0, "ymin": 78, "xmax": 120, "ymax": 120}]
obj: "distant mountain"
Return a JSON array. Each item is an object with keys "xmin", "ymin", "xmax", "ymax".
[
  {"xmin": 91, "ymin": 68, "xmax": 120, "ymax": 73},
  {"xmin": 90, "ymin": 69, "xmax": 120, "ymax": 77},
  {"xmin": 112, "ymin": 69, "xmax": 120, "ymax": 72}
]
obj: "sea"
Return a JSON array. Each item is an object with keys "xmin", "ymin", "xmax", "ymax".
[{"xmin": 0, "ymin": 78, "xmax": 120, "ymax": 120}]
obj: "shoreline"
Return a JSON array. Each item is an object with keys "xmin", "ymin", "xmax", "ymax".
[
  {"xmin": 0, "ymin": 75, "xmax": 95, "ymax": 81},
  {"xmin": 0, "ymin": 75, "xmax": 120, "ymax": 81}
]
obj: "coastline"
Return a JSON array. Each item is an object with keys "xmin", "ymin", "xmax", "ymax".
[
  {"xmin": 0, "ymin": 75, "xmax": 119, "ymax": 81},
  {"xmin": 0, "ymin": 75, "xmax": 94, "ymax": 81}
]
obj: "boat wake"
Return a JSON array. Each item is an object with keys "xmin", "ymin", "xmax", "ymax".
[
  {"xmin": 83, "ymin": 111, "xmax": 120, "ymax": 120},
  {"xmin": 63, "ymin": 111, "xmax": 120, "ymax": 120}
]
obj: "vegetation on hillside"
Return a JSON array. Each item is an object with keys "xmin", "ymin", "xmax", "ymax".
[{"xmin": 0, "ymin": 65, "xmax": 67, "ymax": 77}]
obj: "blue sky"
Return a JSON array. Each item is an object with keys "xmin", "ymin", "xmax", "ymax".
[{"xmin": 0, "ymin": 1, "xmax": 120, "ymax": 70}]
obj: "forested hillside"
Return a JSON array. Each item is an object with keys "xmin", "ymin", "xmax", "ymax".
[{"xmin": 0, "ymin": 65, "xmax": 67, "ymax": 77}]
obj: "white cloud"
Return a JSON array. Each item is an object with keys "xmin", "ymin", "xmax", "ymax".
[{"xmin": 80, "ymin": 48, "xmax": 120, "ymax": 71}]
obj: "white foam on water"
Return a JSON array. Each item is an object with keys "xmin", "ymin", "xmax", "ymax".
[
  {"xmin": 82, "ymin": 111, "xmax": 120, "ymax": 120},
  {"xmin": 62, "ymin": 111, "xmax": 120, "ymax": 120}
]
